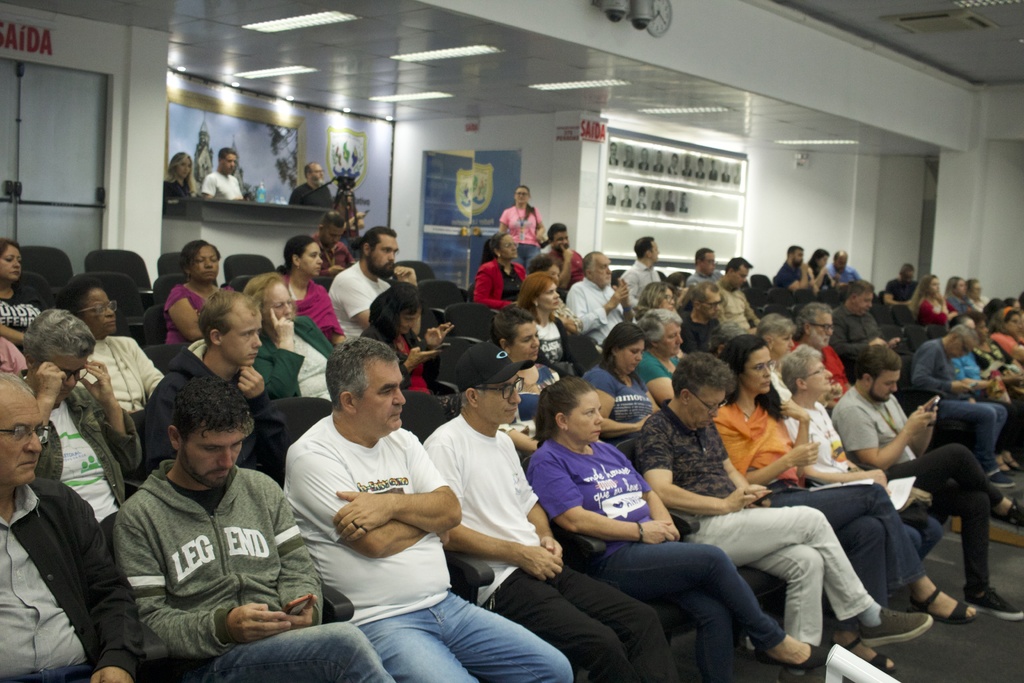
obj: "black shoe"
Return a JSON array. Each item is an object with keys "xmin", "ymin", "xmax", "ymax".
[
  {"xmin": 992, "ymin": 497, "xmax": 1024, "ymax": 527},
  {"xmin": 755, "ymin": 644, "xmax": 828, "ymax": 670},
  {"xmin": 966, "ymin": 588, "xmax": 1024, "ymax": 621}
]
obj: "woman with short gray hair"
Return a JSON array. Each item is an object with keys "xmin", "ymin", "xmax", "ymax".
[
  {"xmin": 636, "ymin": 309, "xmax": 684, "ymax": 405},
  {"xmin": 758, "ymin": 313, "xmax": 797, "ymax": 402},
  {"xmin": 23, "ymin": 309, "xmax": 141, "ymax": 520}
]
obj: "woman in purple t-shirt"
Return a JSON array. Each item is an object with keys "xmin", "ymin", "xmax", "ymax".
[
  {"xmin": 498, "ymin": 185, "xmax": 546, "ymax": 267},
  {"xmin": 525, "ymin": 376, "xmax": 826, "ymax": 683}
]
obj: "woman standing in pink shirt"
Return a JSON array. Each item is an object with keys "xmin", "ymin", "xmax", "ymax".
[{"xmin": 499, "ymin": 185, "xmax": 546, "ymax": 267}]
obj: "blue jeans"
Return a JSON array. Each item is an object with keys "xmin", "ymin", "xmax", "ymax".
[
  {"xmin": 904, "ymin": 517, "xmax": 944, "ymax": 560},
  {"xmin": 591, "ymin": 541, "xmax": 787, "ymax": 683},
  {"xmin": 181, "ymin": 623, "xmax": 392, "ymax": 683},
  {"xmin": 0, "ymin": 665, "xmax": 94, "ymax": 683},
  {"xmin": 358, "ymin": 592, "xmax": 572, "ymax": 683},
  {"xmin": 937, "ymin": 399, "xmax": 1006, "ymax": 475},
  {"xmin": 516, "ymin": 243, "xmax": 541, "ymax": 268}
]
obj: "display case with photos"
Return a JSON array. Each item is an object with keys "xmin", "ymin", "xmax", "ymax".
[{"xmin": 603, "ymin": 134, "xmax": 747, "ymax": 262}]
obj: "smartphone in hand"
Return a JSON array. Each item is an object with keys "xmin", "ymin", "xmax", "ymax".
[{"xmin": 284, "ymin": 593, "xmax": 315, "ymax": 615}]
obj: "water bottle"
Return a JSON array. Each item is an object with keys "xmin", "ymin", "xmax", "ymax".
[{"xmin": 256, "ymin": 181, "xmax": 267, "ymax": 203}]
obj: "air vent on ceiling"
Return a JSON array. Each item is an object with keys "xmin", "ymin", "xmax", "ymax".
[{"xmin": 881, "ymin": 9, "xmax": 997, "ymax": 33}]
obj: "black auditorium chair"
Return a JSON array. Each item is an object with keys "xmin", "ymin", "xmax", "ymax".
[
  {"xmin": 891, "ymin": 305, "xmax": 916, "ymax": 327},
  {"xmin": 742, "ymin": 287, "xmax": 768, "ymax": 310},
  {"xmin": 85, "ymin": 248, "xmax": 153, "ymax": 292},
  {"xmin": 903, "ymin": 324, "xmax": 928, "ymax": 352},
  {"xmin": 396, "ymin": 260, "xmax": 436, "ymax": 282},
  {"xmin": 222, "ymin": 254, "xmax": 274, "ymax": 282},
  {"xmin": 19, "ymin": 271, "xmax": 55, "ymax": 309},
  {"xmin": 143, "ymin": 343, "xmax": 186, "ymax": 375},
  {"xmin": 143, "ymin": 305, "xmax": 167, "ymax": 346},
  {"xmin": 444, "ymin": 302, "xmax": 495, "ymax": 343},
  {"xmin": 566, "ymin": 335, "xmax": 601, "ymax": 373},
  {"xmin": 817, "ymin": 288, "xmax": 841, "ymax": 307},
  {"xmin": 793, "ymin": 288, "xmax": 816, "ymax": 305},
  {"xmin": 228, "ymin": 275, "xmax": 255, "ymax": 293},
  {"xmin": 419, "ymin": 279, "xmax": 465, "ymax": 317},
  {"xmin": 437, "ymin": 337, "xmax": 475, "ymax": 394},
  {"xmin": 871, "ymin": 303, "xmax": 894, "ymax": 326},
  {"xmin": 313, "ymin": 275, "xmax": 335, "ymax": 291},
  {"xmin": 926, "ymin": 324, "xmax": 948, "ymax": 340},
  {"xmin": 153, "ymin": 273, "xmax": 186, "ymax": 307},
  {"xmin": 157, "ymin": 252, "xmax": 180, "ymax": 276},
  {"xmin": 749, "ymin": 274, "xmax": 772, "ymax": 291},
  {"xmin": 400, "ymin": 391, "xmax": 448, "ymax": 444},
  {"xmin": 20, "ymin": 245, "xmax": 74, "ymax": 293},
  {"xmin": 273, "ymin": 396, "xmax": 333, "ymax": 445},
  {"xmin": 767, "ymin": 287, "xmax": 795, "ymax": 307}
]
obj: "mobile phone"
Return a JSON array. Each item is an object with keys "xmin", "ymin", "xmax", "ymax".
[
  {"xmin": 928, "ymin": 397, "xmax": 941, "ymax": 412},
  {"xmin": 284, "ymin": 593, "xmax": 314, "ymax": 615}
]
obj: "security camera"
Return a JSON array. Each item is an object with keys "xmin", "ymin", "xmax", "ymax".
[
  {"xmin": 599, "ymin": 0, "xmax": 629, "ymax": 22},
  {"xmin": 630, "ymin": 0, "xmax": 654, "ymax": 29}
]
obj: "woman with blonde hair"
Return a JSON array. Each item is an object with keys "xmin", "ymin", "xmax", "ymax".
[
  {"xmin": 634, "ymin": 281, "xmax": 676, "ymax": 320},
  {"xmin": 163, "ymin": 151, "xmax": 197, "ymax": 199},
  {"xmin": 909, "ymin": 274, "xmax": 954, "ymax": 326}
]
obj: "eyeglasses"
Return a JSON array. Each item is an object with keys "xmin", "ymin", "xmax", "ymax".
[
  {"xmin": 809, "ymin": 322, "xmax": 834, "ymax": 332},
  {"xmin": 749, "ymin": 360, "xmax": 777, "ymax": 375},
  {"xmin": 806, "ymin": 367, "xmax": 827, "ymax": 378},
  {"xmin": 689, "ymin": 391, "xmax": 727, "ymax": 417},
  {"xmin": 78, "ymin": 300, "xmax": 117, "ymax": 315},
  {"xmin": 475, "ymin": 377, "xmax": 525, "ymax": 400},
  {"xmin": 0, "ymin": 424, "xmax": 50, "ymax": 444}
]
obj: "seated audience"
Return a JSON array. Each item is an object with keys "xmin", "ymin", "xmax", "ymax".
[
  {"xmin": 526, "ymin": 254, "xmax": 582, "ymax": 333},
  {"xmin": 163, "ymin": 151, "xmax": 196, "ymax": 199},
  {"xmin": 114, "ymin": 377, "xmax": 391, "ymax": 681},
  {"xmin": 636, "ymin": 309, "xmax": 683, "ymax": 406},
  {"xmin": 329, "ymin": 226, "xmax": 416, "ymax": 337},
  {"xmin": 288, "ymin": 161, "xmax": 333, "ymax": 207},
  {"xmin": 165, "ymin": 239, "xmax": 224, "ymax": 344},
  {"xmin": 517, "ymin": 272, "xmax": 579, "ymax": 373},
  {"xmin": 0, "ymin": 238, "xmax": 46, "ymax": 347},
  {"xmin": 58, "ymin": 275, "xmax": 162, "ymax": 412},
  {"xmin": 680, "ymin": 281, "xmax": 721, "ymax": 353},
  {"xmin": 279, "ymin": 234, "xmax": 345, "ymax": 344},
  {"xmin": 313, "ymin": 210, "xmax": 356, "ymax": 276},
  {"xmin": 966, "ymin": 278, "xmax": 988, "ymax": 312},
  {"xmin": 717, "ymin": 257, "xmax": 759, "ymax": 330},
  {"xmin": 526, "ymin": 376, "xmax": 832, "ymax": 683},
  {"xmin": 633, "ymin": 281, "xmax": 676, "ymax": 320},
  {"xmin": 145, "ymin": 290, "xmax": 287, "ymax": 478},
  {"xmin": 773, "ymin": 245, "xmax": 811, "ymax": 291},
  {"xmin": 473, "ymin": 232, "xmax": 526, "ymax": 310},
  {"xmin": 826, "ymin": 250, "xmax": 862, "ymax": 287},
  {"xmin": 946, "ymin": 277, "xmax": 971, "ymax": 315},
  {"xmin": 884, "ymin": 263, "xmax": 917, "ymax": 305},
  {"xmin": 989, "ymin": 305, "xmax": 1024, "ymax": 364},
  {"xmin": 794, "ymin": 302, "xmax": 848, "ymax": 403},
  {"xmin": 0, "ymin": 374, "xmax": 144, "ymax": 683},
  {"xmin": 686, "ymin": 248, "xmax": 723, "ymax": 288},
  {"xmin": 542, "ymin": 222, "xmax": 585, "ymax": 289},
  {"xmin": 831, "ymin": 280, "xmax": 897, "ymax": 367},
  {"xmin": 757, "ymin": 313, "xmax": 796, "ymax": 401},
  {"xmin": 286, "ymin": 338, "xmax": 574, "ymax": 682},
  {"xmin": 423, "ymin": 343, "xmax": 679, "ymax": 681},
  {"xmin": 808, "ymin": 249, "xmax": 834, "ymax": 293},
  {"xmin": 621, "ymin": 236, "xmax": 661, "ymax": 307},
  {"xmin": 909, "ymin": 274, "xmax": 955, "ymax": 327},
  {"xmin": 910, "ymin": 325, "xmax": 1010, "ymax": 486},
  {"xmin": 566, "ymin": 252, "xmax": 632, "ymax": 347},
  {"xmin": 638, "ymin": 353, "xmax": 935, "ymax": 675},
  {"xmin": 363, "ymin": 282, "xmax": 452, "ymax": 395},
  {"xmin": 245, "ymin": 273, "xmax": 332, "ymax": 401},
  {"xmin": 832, "ymin": 345, "xmax": 1024, "ymax": 620},
  {"xmin": 969, "ymin": 311, "xmax": 1024, "ymax": 471},
  {"xmin": 0, "ymin": 335, "xmax": 25, "ymax": 373},
  {"xmin": 23, "ymin": 310, "xmax": 141, "ymax": 520},
  {"xmin": 583, "ymin": 323, "xmax": 652, "ymax": 444}
]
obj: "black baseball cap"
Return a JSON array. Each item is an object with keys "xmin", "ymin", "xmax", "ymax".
[{"xmin": 455, "ymin": 342, "xmax": 534, "ymax": 392}]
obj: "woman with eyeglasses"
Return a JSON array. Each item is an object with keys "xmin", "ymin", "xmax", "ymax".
[
  {"xmin": 0, "ymin": 237, "xmax": 47, "ymax": 348},
  {"xmin": 473, "ymin": 232, "xmax": 526, "ymax": 310},
  {"xmin": 244, "ymin": 272, "xmax": 332, "ymax": 400},
  {"xmin": 525, "ymin": 376, "xmax": 830, "ymax": 683},
  {"xmin": 56, "ymin": 275, "xmax": 163, "ymax": 412},
  {"xmin": 757, "ymin": 313, "xmax": 797, "ymax": 402},
  {"xmin": 498, "ymin": 185, "xmax": 546, "ymax": 267},
  {"xmin": 23, "ymin": 309, "xmax": 141, "ymax": 521},
  {"xmin": 583, "ymin": 322, "xmax": 653, "ymax": 445}
]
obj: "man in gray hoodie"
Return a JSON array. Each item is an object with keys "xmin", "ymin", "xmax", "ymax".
[{"xmin": 115, "ymin": 376, "xmax": 392, "ymax": 682}]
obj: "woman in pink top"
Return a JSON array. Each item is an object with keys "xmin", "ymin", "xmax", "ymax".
[
  {"xmin": 909, "ymin": 274, "xmax": 955, "ymax": 326},
  {"xmin": 499, "ymin": 184, "xmax": 546, "ymax": 267},
  {"xmin": 163, "ymin": 240, "xmax": 224, "ymax": 344},
  {"xmin": 279, "ymin": 235, "xmax": 345, "ymax": 344}
]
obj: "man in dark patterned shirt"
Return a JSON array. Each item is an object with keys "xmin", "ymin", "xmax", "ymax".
[{"xmin": 635, "ymin": 353, "xmax": 918, "ymax": 673}]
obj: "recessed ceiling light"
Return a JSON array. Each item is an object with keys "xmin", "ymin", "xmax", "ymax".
[
  {"xmin": 234, "ymin": 66, "xmax": 317, "ymax": 79},
  {"xmin": 230, "ymin": 82, "xmax": 240, "ymax": 87},
  {"xmin": 391, "ymin": 45, "xmax": 502, "ymax": 62},
  {"xmin": 243, "ymin": 11, "xmax": 358, "ymax": 33},
  {"xmin": 342, "ymin": 107, "xmax": 351, "ymax": 113},
  {"xmin": 953, "ymin": 0, "xmax": 1021, "ymax": 7},
  {"xmin": 176, "ymin": 66, "xmax": 186, "ymax": 72},
  {"xmin": 774, "ymin": 139, "xmax": 859, "ymax": 145},
  {"xmin": 369, "ymin": 92, "xmax": 453, "ymax": 102},
  {"xmin": 529, "ymin": 79, "xmax": 630, "ymax": 91},
  {"xmin": 640, "ymin": 106, "xmax": 730, "ymax": 114},
  {"xmin": 285, "ymin": 95, "xmax": 294, "ymax": 101},
  {"xmin": 386, "ymin": 116, "xmax": 394, "ymax": 122}
]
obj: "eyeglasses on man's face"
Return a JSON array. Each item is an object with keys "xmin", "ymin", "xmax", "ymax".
[
  {"xmin": 475, "ymin": 377, "xmax": 525, "ymax": 400},
  {"xmin": 689, "ymin": 391, "xmax": 726, "ymax": 417},
  {"xmin": 0, "ymin": 424, "xmax": 50, "ymax": 445}
]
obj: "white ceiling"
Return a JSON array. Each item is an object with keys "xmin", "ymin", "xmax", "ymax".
[{"xmin": 12, "ymin": 0, "xmax": 994, "ymax": 156}]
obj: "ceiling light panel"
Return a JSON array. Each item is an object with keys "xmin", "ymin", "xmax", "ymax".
[
  {"xmin": 243, "ymin": 12, "xmax": 358, "ymax": 33},
  {"xmin": 529, "ymin": 79, "xmax": 630, "ymax": 91},
  {"xmin": 952, "ymin": 0, "xmax": 1021, "ymax": 7},
  {"xmin": 639, "ymin": 106, "xmax": 730, "ymax": 114},
  {"xmin": 391, "ymin": 45, "xmax": 502, "ymax": 62},
  {"xmin": 369, "ymin": 92, "xmax": 453, "ymax": 102},
  {"xmin": 234, "ymin": 66, "xmax": 318, "ymax": 79},
  {"xmin": 774, "ymin": 139, "xmax": 859, "ymax": 145}
]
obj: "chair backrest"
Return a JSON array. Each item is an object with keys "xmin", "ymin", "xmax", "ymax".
[
  {"xmin": 273, "ymin": 396, "xmax": 333, "ymax": 446},
  {"xmin": 86, "ymin": 271, "xmax": 145, "ymax": 318},
  {"xmin": 153, "ymin": 274, "xmax": 187, "ymax": 307},
  {"xmin": 437, "ymin": 337, "xmax": 476, "ymax": 392},
  {"xmin": 926, "ymin": 324, "xmax": 947, "ymax": 340},
  {"xmin": 870, "ymin": 303, "xmax": 894, "ymax": 326},
  {"xmin": 19, "ymin": 271, "xmax": 55, "ymax": 309},
  {"xmin": 228, "ymin": 275, "xmax": 255, "ymax": 293},
  {"xmin": 566, "ymin": 335, "xmax": 600, "ymax": 373},
  {"xmin": 143, "ymin": 343, "xmax": 186, "ymax": 375},
  {"xmin": 879, "ymin": 323, "xmax": 903, "ymax": 342},
  {"xmin": 793, "ymin": 288, "xmax": 816, "ymax": 305},
  {"xmin": 20, "ymin": 246, "xmax": 74, "ymax": 290},
  {"xmin": 891, "ymin": 305, "xmax": 916, "ymax": 327},
  {"xmin": 762, "ymin": 303, "xmax": 794, "ymax": 320},
  {"xmin": 742, "ymin": 287, "xmax": 768, "ymax": 309},
  {"xmin": 444, "ymin": 302, "xmax": 495, "ymax": 343},
  {"xmin": 400, "ymin": 391, "xmax": 448, "ymax": 443},
  {"xmin": 903, "ymin": 324, "xmax": 928, "ymax": 351},
  {"xmin": 222, "ymin": 254, "xmax": 275, "ymax": 282},
  {"xmin": 419, "ymin": 279, "xmax": 465, "ymax": 314},
  {"xmin": 749, "ymin": 274, "xmax": 772, "ymax": 291},
  {"xmin": 143, "ymin": 305, "xmax": 167, "ymax": 346},
  {"xmin": 157, "ymin": 252, "xmax": 181, "ymax": 276},
  {"xmin": 767, "ymin": 287, "xmax": 795, "ymax": 306},
  {"xmin": 396, "ymin": 260, "xmax": 436, "ymax": 282},
  {"xmin": 616, "ymin": 437, "xmax": 639, "ymax": 469},
  {"xmin": 85, "ymin": 249, "xmax": 152, "ymax": 290},
  {"xmin": 313, "ymin": 275, "xmax": 335, "ymax": 291},
  {"xmin": 817, "ymin": 288, "xmax": 841, "ymax": 307}
]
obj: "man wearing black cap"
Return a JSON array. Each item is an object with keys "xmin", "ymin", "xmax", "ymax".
[{"xmin": 424, "ymin": 343, "xmax": 679, "ymax": 682}]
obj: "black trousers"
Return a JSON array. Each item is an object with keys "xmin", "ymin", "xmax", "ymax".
[
  {"xmin": 490, "ymin": 566, "xmax": 680, "ymax": 683},
  {"xmin": 887, "ymin": 443, "xmax": 1001, "ymax": 595}
]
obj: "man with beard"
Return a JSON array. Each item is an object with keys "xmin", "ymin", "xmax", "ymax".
[
  {"xmin": 329, "ymin": 227, "xmax": 417, "ymax": 337},
  {"xmin": 289, "ymin": 162, "xmax": 333, "ymax": 208},
  {"xmin": 773, "ymin": 245, "xmax": 812, "ymax": 291},
  {"xmin": 314, "ymin": 211, "xmax": 356, "ymax": 276}
]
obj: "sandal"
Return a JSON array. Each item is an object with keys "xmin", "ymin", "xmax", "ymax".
[
  {"xmin": 837, "ymin": 636, "xmax": 895, "ymax": 674},
  {"xmin": 910, "ymin": 588, "xmax": 976, "ymax": 625}
]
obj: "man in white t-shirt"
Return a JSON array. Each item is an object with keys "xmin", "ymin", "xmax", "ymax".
[
  {"xmin": 200, "ymin": 147, "xmax": 243, "ymax": 200},
  {"xmin": 329, "ymin": 226, "xmax": 417, "ymax": 337},
  {"xmin": 285, "ymin": 338, "xmax": 572, "ymax": 682},
  {"xmin": 424, "ymin": 342, "xmax": 678, "ymax": 682}
]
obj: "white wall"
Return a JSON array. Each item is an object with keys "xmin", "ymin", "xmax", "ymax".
[{"xmin": 871, "ymin": 157, "xmax": 926, "ymax": 286}]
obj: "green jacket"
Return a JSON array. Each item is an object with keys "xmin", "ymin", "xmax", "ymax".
[
  {"xmin": 254, "ymin": 315, "xmax": 334, "ymax": 400},
  {"xmin": 35, "ymin": 386, "xmax": 142, "ymax": 504},
  {"xmin": 113, "ymin": 463, "xmax": 322, "ymax": 659}
]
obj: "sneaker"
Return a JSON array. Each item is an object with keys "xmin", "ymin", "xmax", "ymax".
[
  {"xmin": 965, "ymin": 588, "xmax": 1024, "ymax": 621},
  {"xmin": 778, "ymin": 669, "xmax": 825, "ymax": 683},
  {"xmin": 860, "ymin": 608, "xmax": 933, "ymax": 647},
  {"xmin": 992, "ymin": 497, "xmax": 1024, "ymax": 527},
  {"xmin": 989, "ymin": 471, "xmax": 1016, "ymax": 488}
]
